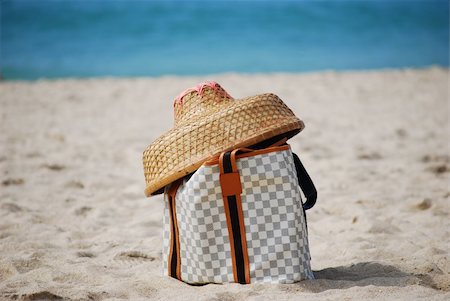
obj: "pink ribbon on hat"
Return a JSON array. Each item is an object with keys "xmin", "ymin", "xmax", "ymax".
[{"xmin": 174, "ymin": 81, "xmax": 232, "ymax": 106}]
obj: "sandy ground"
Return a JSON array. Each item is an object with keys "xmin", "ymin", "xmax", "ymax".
[{"xmin": 0, "ymin": 67, "xmax": 449, "ymax": 300}]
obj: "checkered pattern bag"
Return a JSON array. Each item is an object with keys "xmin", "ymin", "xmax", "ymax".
[{"xmin": 162, "ymin": 144, "xmax": 317, "ymax": 284}]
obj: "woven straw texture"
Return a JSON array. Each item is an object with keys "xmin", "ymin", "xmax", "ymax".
[{"xmin": 143, "ymin": 82, "xmax": 304, "ymax": 196}]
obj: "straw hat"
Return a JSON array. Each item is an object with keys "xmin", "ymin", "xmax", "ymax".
[{"xmin": 143, "ymin": 81, "xmax": 304, "ymax": 196}]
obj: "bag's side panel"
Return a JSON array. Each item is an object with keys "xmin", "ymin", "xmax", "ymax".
[
  {"xmin": 288, "ymin": 152, "xmax": 314, "ymax": 280},
  {"xmin": 162, "ymin": 190, "xmax": 171, "ymax": 276},
  {"xmin": 296, "ymin": 203, "xmax": 314, "ymax": 280},
  {"xmin": 238, "ymin": 148, "xmax": 313, "ymax": 283},
  {"xmin": 176, "ymin": 165, "xmax": 235, "ymax": 284}
]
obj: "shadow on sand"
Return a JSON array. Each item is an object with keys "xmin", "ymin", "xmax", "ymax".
[{"xmin": 292, "ymin": 261, "xmax": 439, "ymax": 293}]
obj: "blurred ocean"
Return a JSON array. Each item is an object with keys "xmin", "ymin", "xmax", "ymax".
[{"xmin": 1, "ymin": 0, "xmax": 449, "ymax": 80}]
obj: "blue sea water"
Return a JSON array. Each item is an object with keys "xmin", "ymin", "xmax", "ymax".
[{"xmin": 1, "ymin": 0, "xmax": 449, "ymax": 80}]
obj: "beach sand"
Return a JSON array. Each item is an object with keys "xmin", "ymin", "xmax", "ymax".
[{"xmin": 0, "ymin": 67, "xmax": 448, "ymax": 300}]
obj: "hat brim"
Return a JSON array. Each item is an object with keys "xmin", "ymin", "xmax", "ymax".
[{"xmin": 143, "ymin": 93, "xmax": 304, "ymax": 196}]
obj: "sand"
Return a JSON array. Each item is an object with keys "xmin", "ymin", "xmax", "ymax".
[{"xmin": 0, "ymin": 67, "xmax": 449, "ymax": 300}]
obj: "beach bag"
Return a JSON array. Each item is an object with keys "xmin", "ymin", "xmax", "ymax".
[{"xmin": 161, "ymin": 143, "xmax": 317, "ymax": 284}]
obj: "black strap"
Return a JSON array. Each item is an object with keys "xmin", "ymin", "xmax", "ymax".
[
  {"xmin": 222, "ymin": 152, "xmax": 247, "ymax": 284},
  {"xmin": 168, "ymin": 195, "xmax": 178, "ymax": 278},
  {"xmin": 292, "ymin": 152, "xmax": 317, "ymax": 210}
]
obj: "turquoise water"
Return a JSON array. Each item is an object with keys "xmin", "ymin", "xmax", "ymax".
[{"xmin": 1, "ymin": 0, "xmax": 449, "ymax": 80}]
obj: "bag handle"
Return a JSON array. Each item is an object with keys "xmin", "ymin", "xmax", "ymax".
[
  {"xmin": 267, "ymin": 137, "xmax": 288, "ymax": 147},
  {"xmin": 292, "ymin": 153, "xmax": 317, "ymax": 210}
]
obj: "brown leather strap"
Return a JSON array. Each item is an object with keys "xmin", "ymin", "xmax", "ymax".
[
  {"xmin": 167, "ymin": 179, "xmax": 183, "ymax": 280},
  {"xmin": 219, "ymin": 151, "xmax": 250, "ymax": 284}
]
